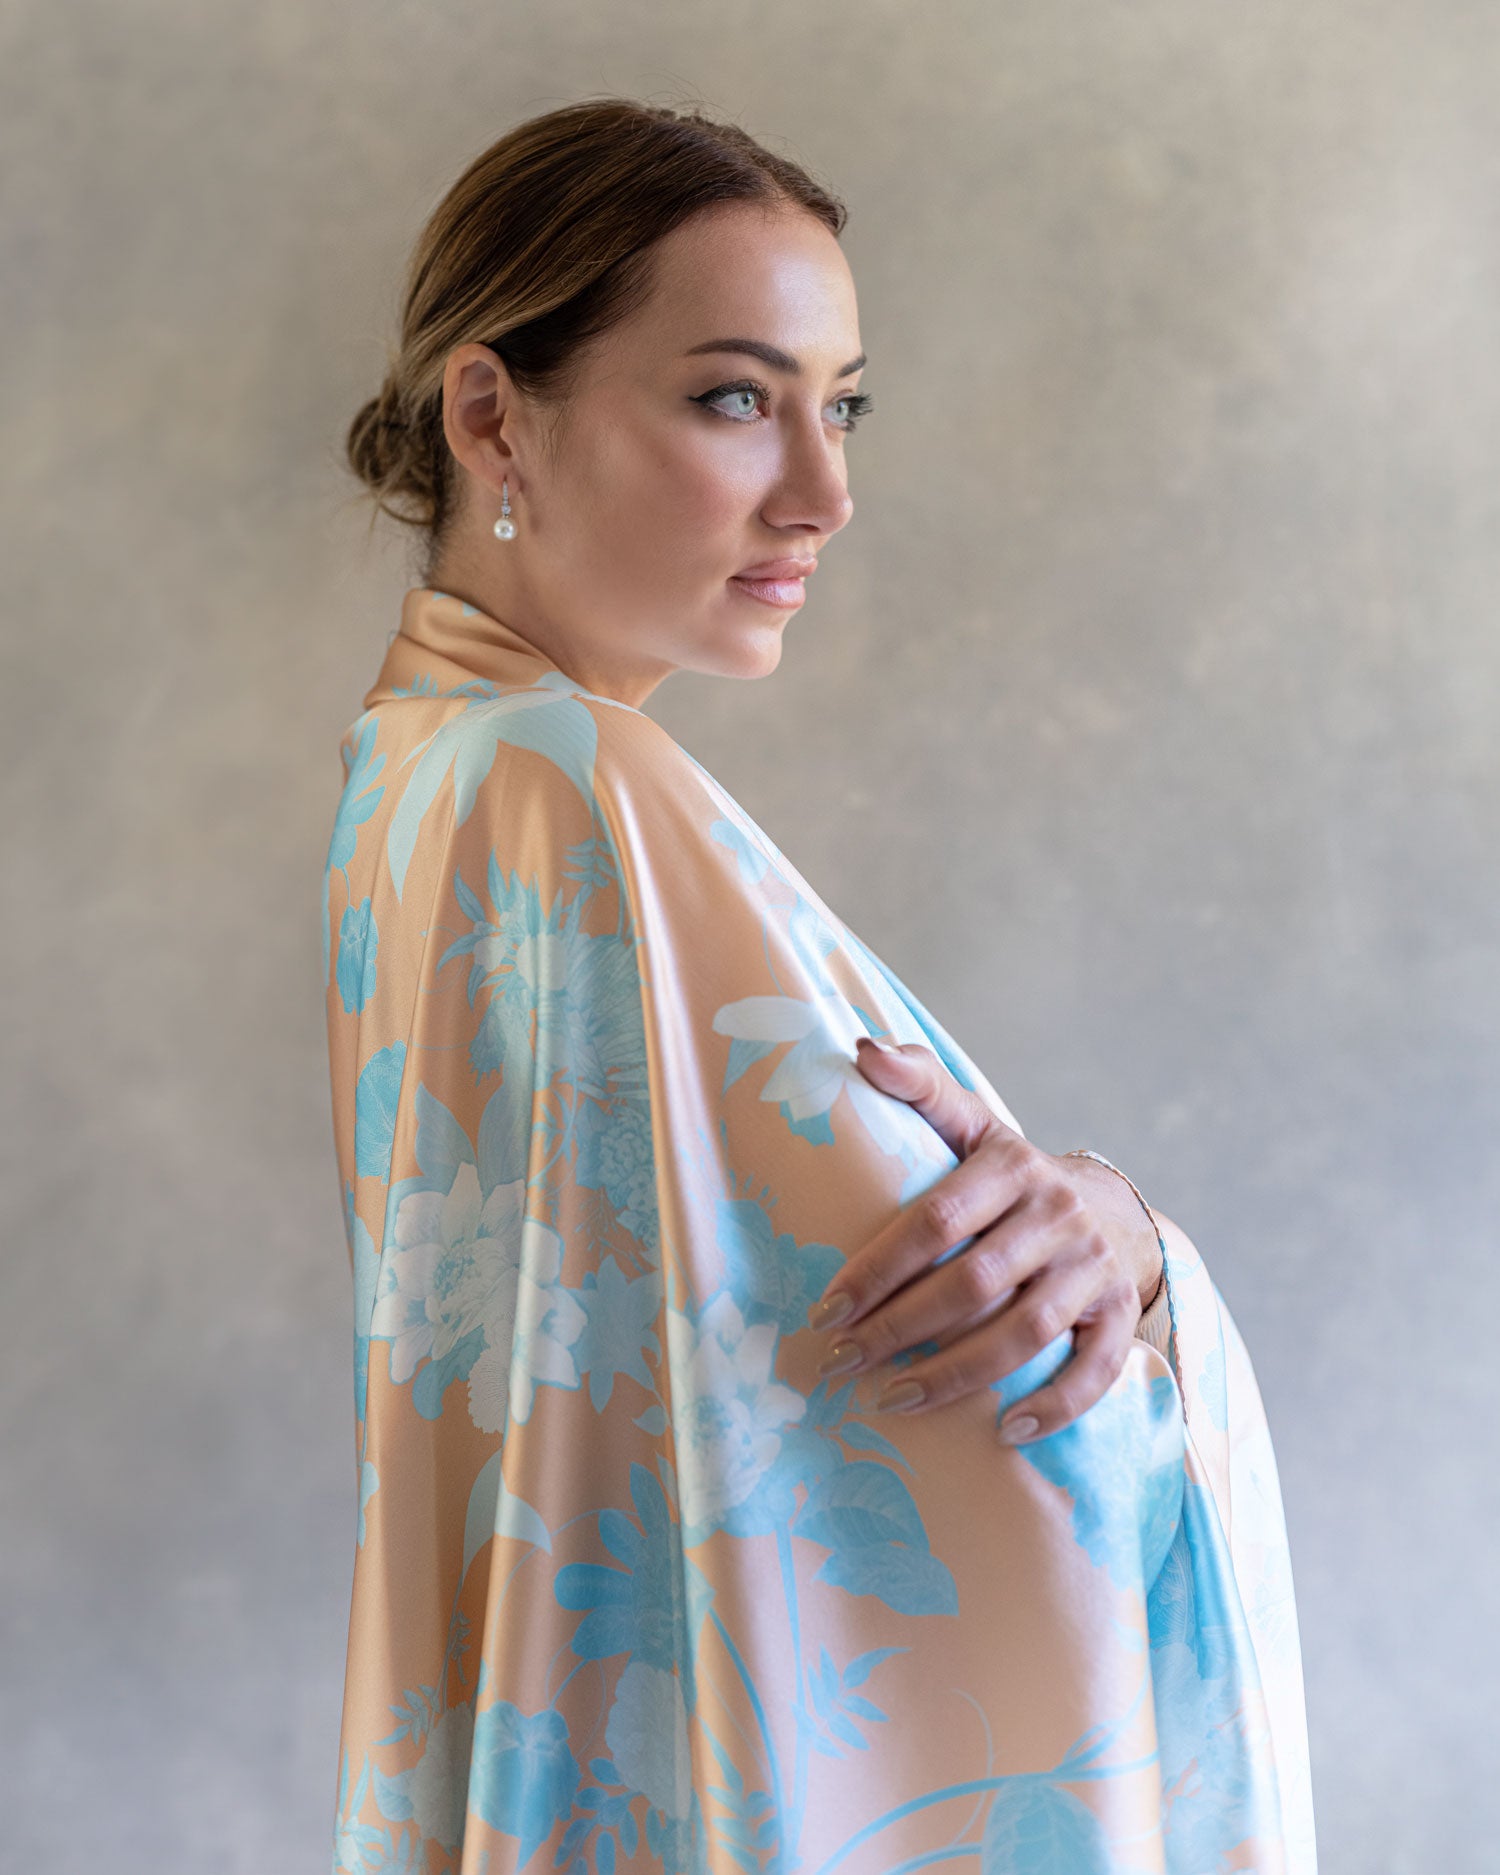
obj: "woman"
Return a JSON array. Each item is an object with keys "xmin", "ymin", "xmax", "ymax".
[{"xmin": 325, "ymin": 98, "xmax": 1316, "ymax": 1874}]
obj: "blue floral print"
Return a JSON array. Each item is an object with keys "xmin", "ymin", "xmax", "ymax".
[{"xmin": 322, "ymin": 589, "xmax": 1318, "ymax": 1874}]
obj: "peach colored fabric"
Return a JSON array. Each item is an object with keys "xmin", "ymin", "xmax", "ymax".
[{"xmin": 322, "ymin": 587, "xmax": 1317, "ymax": 1873}]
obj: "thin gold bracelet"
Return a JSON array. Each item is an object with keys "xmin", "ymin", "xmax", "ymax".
[{"xmin": 1061, "ymin": 1147, "xmax": 1166, "ymax": 1309}]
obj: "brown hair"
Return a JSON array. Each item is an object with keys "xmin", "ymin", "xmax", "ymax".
[{"xmin": 344, "ymin": 96, "xmax": 847, "ymax": 581}]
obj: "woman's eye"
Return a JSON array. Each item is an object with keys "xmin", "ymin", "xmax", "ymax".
[
  {"xmin": 692, "ymin": 381, "xmax": 767, "ymax": 422},
  {"xmin": 692, "ymin": 381, "xmax": 875, "ymax": 432},
  {"xmin": 720, "ymin": 387, "xmax": 761, "ymax": 419},
  {"xmin": 833, "ymin": 392, "xmax": 875, "ymax": 432}
]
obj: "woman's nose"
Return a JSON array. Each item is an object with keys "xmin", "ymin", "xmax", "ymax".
[{"xmin": 764, "ymin": 447, "xmax": 855, "ymax": 538}]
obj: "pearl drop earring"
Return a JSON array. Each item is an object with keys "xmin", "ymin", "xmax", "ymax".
[{"xmin": 492, "ymin": 478, "xmax": 517, "ymax": 540}]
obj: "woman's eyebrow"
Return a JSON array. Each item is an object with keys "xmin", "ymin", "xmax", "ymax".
[{"xmin": 683, "ymin": 337, "xmax": 867, "ymax": 377}]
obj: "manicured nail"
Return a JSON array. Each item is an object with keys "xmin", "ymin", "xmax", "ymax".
[
  {"xmin": 998, "ymin": 1414, "xmax": 1040, "ymax": 1444},
  {"xmin": 817, "ymin": 1339, "xmax": 864, "ymax": 1379},
  {"xmin": 876, "ymin": 1379, "xmax": 926, "ymax": 1412},
  {"xmin": 808, "ymin": 1291, "xmax": 855, "ymax": 1331},
  {"xmin": 858, "ymin": 1035, "xmax": 895, "ymax": 1054}
]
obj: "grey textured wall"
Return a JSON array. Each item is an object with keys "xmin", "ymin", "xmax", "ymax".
[{"xmin": 3, "ymin": 4, "xmax": 1494, "ymax": 1869}]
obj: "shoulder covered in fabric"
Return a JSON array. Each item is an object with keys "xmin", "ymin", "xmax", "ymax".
[
  {"xmin": 475, "ymin": 686, "xmax": 714, "ymax": 836},
  {"xmin": 425, "ymin": 684, "xmax": 785, "ymax": 913},
  {"xmin": 587, "ymin": 700, "xmax": 1027, "ymax": 1143},
  {"xmin": 420, "ymin": 683, "xmax": 1022, "ymax": 1181},
  {"xmin": 377, "ymin": 682, "xmax": 699, "ymax": 901}
]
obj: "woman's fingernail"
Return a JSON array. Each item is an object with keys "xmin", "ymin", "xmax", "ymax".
[
  {"xmin": 998, "ymin": 1414, "xmax": 1040, "ymax": 1444},
  {"xmin": 817, "ymin": 1339, "xmax": 864, "ymax": 1378},
  {"xmin": 858, "ymin": 1035, "xmax": 895, "ymax": 1054},
  {"xmin": 808, "ymin": 1291, "xmax": 855, "ymax": 1331},
  {"xmin": 876, "ymin": 1379, "xmax": 926, "ymax": 1412}
]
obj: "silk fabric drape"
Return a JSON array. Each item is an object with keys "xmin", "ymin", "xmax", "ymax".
[{"xmin": 322, "ymin": 587, "xmax": 1317, "ymax": 1874}]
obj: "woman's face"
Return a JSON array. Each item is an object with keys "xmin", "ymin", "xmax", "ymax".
[{"xmin": 434, "ymin": 200, "xmax": 866, "ymax": 707}]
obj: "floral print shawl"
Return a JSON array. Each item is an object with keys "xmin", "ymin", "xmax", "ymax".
[{"xmin": 322, "ymin": 586, "xmax": 1317, "ymax": 1874}]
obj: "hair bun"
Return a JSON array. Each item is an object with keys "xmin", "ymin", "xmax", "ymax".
[{"xmin": 344, "ymin": 96, "xmax": 846, "ymax": 575}]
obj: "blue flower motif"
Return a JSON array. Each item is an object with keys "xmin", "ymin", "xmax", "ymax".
[
  {"xmin": 588, "ymin": 1096, "xmax": 659, "ymax": 1255},
  {"xmin": 553, "ymin": 1462, "xmax": 706, "ymax": 1677},
  {"xmin": 323, "ymin": 714, "xmax": 385, "ymax": 981},
  {"xmin": 440, "ymin": 860, "xmax": 648, "ymax": 1105},
  {"xmin": 709, "ymin": 816, "xmax": 769, "ymax": 883},
  {"xmin": 328, "ymin": 714, "xmax": 387, "ymax": 871},
  {"xmin": 356, "ymin": 1460, "xmax": 379, "ymax": 1549},
  {"xmin": 337, "ymin": 897, "xmax": 378, "ymax": 1013},
  {"xmin": 1149, "ymin": 1481, "xmax": 1255, "ymax": 1685},
  {"xmin": 354, "ymin": 1042, "xmax": 406, "ymax": 1180},
  {"xmin": 1147, "ymin": 1548, "xmax": 1261, "ymax": 1870},
  {"xmin": 468, "ymin": 1699, "xmax": 580, "ymax": 1864},
  {"xmin": 1142, "ymin": 1495, "xmax": 1267, "ymax": 1864},
  {"xmin": 1011, "ymin": 1368, "xmax": 1185, "ymax": 1593},
  {"xmin": 570, "ymin": 1257, "xmax": 663, "ymax": 1410},
  {"xmin": 334, "ymin": 1801, "xmax": 424, "ymax": 1875},
  {"xmin": 978, "ymin": 1778, "xmax": 1116, "ymax": 1873},
  {"xmin": 716, "ymin": 1195, "xmax": 845, "ymax": 1336}
]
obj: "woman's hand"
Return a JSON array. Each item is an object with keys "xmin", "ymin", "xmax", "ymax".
[{"xmin": 805, "ymin": 1036, "xmax": 1165, "ymax": 1444}]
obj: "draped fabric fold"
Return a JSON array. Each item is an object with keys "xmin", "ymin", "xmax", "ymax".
[{"xmin": 322, "ymin": 587, "xmax": 1317, "ymax": 1875}]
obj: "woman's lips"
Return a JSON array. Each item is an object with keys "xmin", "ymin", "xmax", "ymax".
[{"xmin": 729, "ymin": 574, "xmax": 807, "ymax": 608}]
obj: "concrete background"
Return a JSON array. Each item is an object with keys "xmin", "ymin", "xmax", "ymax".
[{"xmin": 3, "ymin": 2, "xmax": 1495, "ymax": 1868}]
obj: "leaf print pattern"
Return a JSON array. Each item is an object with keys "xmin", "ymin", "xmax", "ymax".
[
  {"xmin": 322, "ymin": 588, "xmax": 1319, "ymax": 1874},
  {"xmin": 323, "ymin": 713, "xmax": 385, "ymax": 984}
]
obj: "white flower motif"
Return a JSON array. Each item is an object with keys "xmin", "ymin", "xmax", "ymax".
[
  {"xmin": 505, "ymin": 1240, "xmax": 586, "ymax": 1428},
  {"xmin": 463, "ymin": 1340, "xmax": 513, "ymax": 1434},
  {"xmin": 665, "ymin": 1291, "xmax": 805, "ymax": 1531},
  {"xmin": 403, "ymin": 1700, "xmax": 475, "ymax": 1849},
  {"xmin": 1248, "ymin": 1570, "xmax": 1301, "ymax": 1665},
  {"xmin": 712, "ymin": 991, "xmax": 948, "ymax": 1162},
  {"xmin": 368, "ymin": 1161, "xmax": 584, "ymax": 1434},
  {"xmin": 370, "ymin": 1163, "xmax": 526, "ymax": 1383},
  {"xmin": 512, "ymin": 927, "xmax": 572, "ymax": 990},
  {"xmin": 605, "ymin": 1661, "xmax": 692, "ymax": 1820}
]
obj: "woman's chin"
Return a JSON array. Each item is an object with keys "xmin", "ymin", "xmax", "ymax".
[
  {"xmin": 717, "ymin": 628, "xmax": 786, "ymax": 681},
  {"xmin": 681, "ymin": 604, "xmax": 788, "ymax": 680}
]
